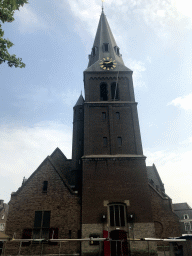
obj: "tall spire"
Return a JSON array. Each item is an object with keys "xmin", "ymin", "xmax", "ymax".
[{"xmin": 86, "ymin": 10, "xmax": 131, "ymax": 72}]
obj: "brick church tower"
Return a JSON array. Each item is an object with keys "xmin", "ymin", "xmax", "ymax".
[
  {"xmin": 4, "ymin": 7, "xmax": 181, "ymax": 256},
  {"xmin": 76, "ymin": 9, "xmax": 156, "ymax": 255}
]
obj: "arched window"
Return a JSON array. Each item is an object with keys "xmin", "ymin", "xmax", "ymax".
[
  {"xmin": 109, "ymin": 204, "xmax": 126, "ymax": 227},
  {"xmin": 100, "ymin": 83, "xmax": 108, "ymax": 101},
  {"xmin": 111, "ymin": 82, "xmax": 119, "ymax": 100}
]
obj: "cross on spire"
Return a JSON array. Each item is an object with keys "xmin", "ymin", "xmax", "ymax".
[{"xmin": 101, "ymin": 0, "xmax": 104, "ymax": 12}]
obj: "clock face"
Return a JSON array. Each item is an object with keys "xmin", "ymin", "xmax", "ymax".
[{"xmin": 100, "ymin": 57, "xmax": 117, "ymax": 70}]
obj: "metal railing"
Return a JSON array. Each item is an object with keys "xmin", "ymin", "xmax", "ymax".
[{"xmin": 0, "ymin": 237, "xmax": 190, "ymax": 256}]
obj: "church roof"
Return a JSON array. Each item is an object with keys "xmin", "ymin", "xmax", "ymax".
[
  {"xmin": 173, "ymin": 203, "xmax": 191, "ymax": 211},
  {"xmin": 147, "ymin": 164, "xmax": 164, "ymax": 191},
  {"xmin": 13, "ymin": 148, "xmax": 78, "ymax": 196},
  {"xmin": 74, "ymin": 94, "xmax": 84, "ymax": 107},
  {"xmin": 85, "ymin": 10, "xmax": 131, "ymax": 72}
]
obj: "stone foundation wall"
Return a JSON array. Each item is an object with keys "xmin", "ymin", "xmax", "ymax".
[
  {"xmin": 81, "ymin": 222, "xmax": 157, "ymax": 256},
  {"xmin": 81, "ymin": 224, "xmax": 103, "ymax": 256}
]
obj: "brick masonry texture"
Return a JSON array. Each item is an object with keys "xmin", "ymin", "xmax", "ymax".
[
  {"xmin": 82, "ymin": 158, "xmax": 154, "ymax": 224},
  {"xmin": 5, "ymin": 158, "xmax": 81, "ymax": 255},
  {"xmin": 130, "ymin": 223, "xmax": 157, "ymax": 252},
  {"xmin": 4, "ymin": 12, "xmax": 183, "ymax": 256},
  {"xmin": 149, "ymin": 185, "xmax": 181, "ymax": 239},
  {"xmin": 81, "ymin": 224, "xmax": 103, "ymax": 255}
]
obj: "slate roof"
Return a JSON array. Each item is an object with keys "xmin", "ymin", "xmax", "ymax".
[
  {"xmin": 173, "ymin": 203, "xmax": 191, "ymax": 211},
  {"xmin": 74, "ymin": 94, "xmax": 84, "ymax": 107},
  {"xmin": 85, "ymin": 10, "xmax": 131, "ymax": 72},
  {"xmin": 50, "ymin": 148, "xmax": 80, "ymax": 188},
  {"xmin": 12, "ymin": 148, "xmax": 78, "ymax": 196},
  {"xmin": 173, "ymin": 203, "xmax": 192, "ymax": 222},
  {"xmin": 146, "ymin": 164, "xmax": 165, "ymax": 192}
]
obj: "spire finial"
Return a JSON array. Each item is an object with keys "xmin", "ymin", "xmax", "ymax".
[{"xmin": 101, "ymin": 0, "xmax": 104, "ymax": 12}]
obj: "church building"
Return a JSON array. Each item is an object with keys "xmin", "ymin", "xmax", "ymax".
[{"xmin": 5, "ymin": 9, "xmax": 181, "ymax": 256}]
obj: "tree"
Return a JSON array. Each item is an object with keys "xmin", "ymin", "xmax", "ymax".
[{"xmin": 0, "ymin": 0, "xmax": 28, "ymax": 68}]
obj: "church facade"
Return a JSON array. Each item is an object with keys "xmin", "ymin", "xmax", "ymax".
[{"xmin": 5, "ymin": 10, "xmax": 181, "ymax": 256}]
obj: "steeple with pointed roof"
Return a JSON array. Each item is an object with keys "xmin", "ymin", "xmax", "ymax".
[
  {"xmin": 74, "ymin": 94, "xmax": 84, "ymax": 107},
  {"xmin": 86, "ymin": 10, "xmax": 131, "ymax": 72}
]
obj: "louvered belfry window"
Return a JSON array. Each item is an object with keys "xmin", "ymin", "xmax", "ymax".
[
  {"xmin": 111, "ymin": 82, "xmax": 119, "ymax": 100},
  {"xmin": 33, "ymin": 211, "xmax": 50, "ymax": 239},
  {"xmin": 103, "ymin": 43, "xmax": 109, "ymax": 52},
  {"xmin": 109, "ymin": 204, "xmax": 125, "ymax": 227},
  {"xmin": 100, "ymin": 83, "xmax": 108, "ymax": 101}
]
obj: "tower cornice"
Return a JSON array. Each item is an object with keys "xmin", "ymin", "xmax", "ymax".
[{"xmin": 82, "ymin": 154, "xmax": 146, "ymax": 160}]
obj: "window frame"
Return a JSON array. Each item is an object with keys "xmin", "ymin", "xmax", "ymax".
[
  {"xmin": 117, "ymin": 137, "xmax": 122, "ymax": 147},
  {"xmin": 184, "ymin": 222, "xmax": 191, "ymax": 231},
  {"xmin": 102, "ymin": 112, "xmax": 106, "ymax": 120},
  {"xmin": 92, "ymin": 46, "xmax": 97, "ymax": 56},
  {"xmin": 111, "ymin": 82, "xmax": 119, "ymax": 100},
  {"xmin": 33, "ymin": 211, "xmax": 51, "ymax": 239},
  {"xmin": 0, "ymin": 223, "xmax": 5, "ymax": 231},
  {"xmin": 43, "ymin": 181, "xmax": 48, "ymax": 193},
  {"xmin": 114, "ymin": 46, "xmax": 120, "ymax": 56},
  {"xmin": 116, "ymin": 112, "xmax": 120, "ymax": 120},
  {"xmin": 184, "ymin": 214, "xmax": 189, "ymax": 220},
  {"xmin": 103, "ymin": 43, "xmax": 109, "ymax": 52},
  {"xmin": 100, "ymin": 83, "xmax": 108, "ymax": 101},
  {"xmin": 103, "ymin": 137, "xmax": 108, "ymax": 147},
  {"xmin": 108, "ymin": 203, "xmax": 126, "ymax": 228}
]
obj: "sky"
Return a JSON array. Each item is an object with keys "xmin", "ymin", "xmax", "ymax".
[{"xmin": 0, "ymin": 0, "xmax": 192, "ymax": 206}]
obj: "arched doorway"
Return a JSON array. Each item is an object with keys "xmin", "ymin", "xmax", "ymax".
[{"xmin": 110, "ymin": 230, "xmax": 128, "ymax": 256}]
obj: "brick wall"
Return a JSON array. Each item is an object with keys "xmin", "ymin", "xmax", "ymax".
[
  {"xmin": 82, "ymin": 157, "xmax": 154, "ymax": 224},
  {"xmin": 149, "ymin": 185, "xmax": 181, "ymax": 238},
  {"xmin": 5, "ymin": 158, "xmax": 81, "ymax": 255},
  {"xmin": 83, "ymin": 73, "xmax": 143, "ymax": 157}
]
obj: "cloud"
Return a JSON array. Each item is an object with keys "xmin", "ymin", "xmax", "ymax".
[
  {"xmin": 64, "ymin": 0, "xmax": 191, "ymax": 40},
  {"xmin": 127, "ymin": 59, "xmax": 146, "ymax": 87},
  {"xmin": 62, "ymin": 0, "xmax": 100, "ymax": 37},
  {"xmin": 62, "ymin": 89, "xmax": 80, "ymax": 106},
  {"xmin": 14, "ymin": 5, "xmax": 47, "ymax": 32},
  {"xmin": 0, "ymin": 121, "xmax": 72, "ymax": 202},
  {"xmin": 145, "ymin": 144, "xmax": 192, "ymax": 206},
  {"xmin": 61, "ymin": 0, "xmax": 189, "ymax": 87},
  {"xmin": 17, "ymin": 87, "xmax": 80, "ymax": 109},
  {"xmin": 168, "ymin": 93, "xmax": 192, "ymax": 110},
  {"xmin": 146, "ymin": 56, "xmax": 152, "ymax": 63},
  {"xmin": 172, "ymin": 0, "xmax": 192, "ymax": 21}
]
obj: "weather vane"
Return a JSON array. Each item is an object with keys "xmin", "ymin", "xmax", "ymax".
[{"xmin": 101, "ymin": 0, "xmax": 104, "ymax": 12}]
